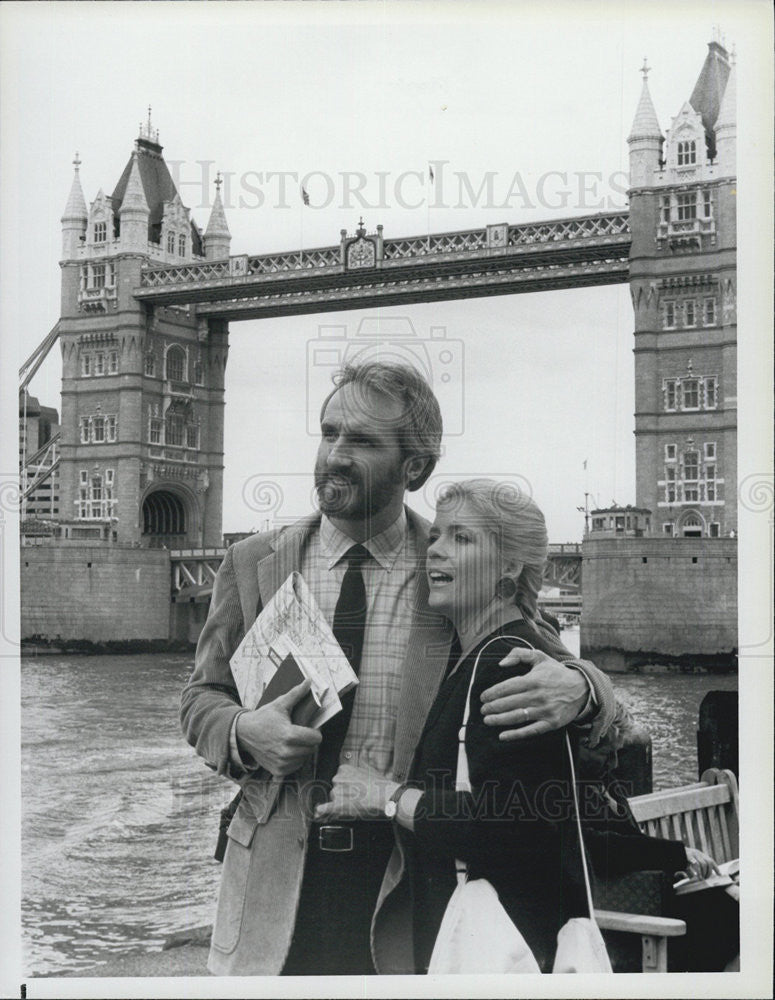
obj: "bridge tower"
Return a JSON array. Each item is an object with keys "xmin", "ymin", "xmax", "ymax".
[
  {"xmin": 628, "ymin": 42, "xmax": 736, "ymax": 538},
  {"xmin": 56, "ymin": 117, "xmax": 230, "ymax": 547}
]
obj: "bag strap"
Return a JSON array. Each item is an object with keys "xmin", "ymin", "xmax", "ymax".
[
  {"xmin": 455, "ymin": 632, "xmax": 599, "ymax": 923},
  {"xmin": 565, "ymin": 730, "xmax": 596, "ymax": 920},
  {"xmin": 453, "ymin": 635, "xmax": 535, "ymax": 881}
]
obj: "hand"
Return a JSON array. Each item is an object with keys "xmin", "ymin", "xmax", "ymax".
[
  {"xmin": 314, "ymin": 764, "xmax": 399, "ymax": 821},
  {"xmin": 682, "ymin": 846, "xmax": 720, "ymax": 880},
  {"xmin": 235, "ymin": 679, "xmax": 321, "ymax": 778},
  {"xmin": 480, "ymin": 649, "xmax": 588, "ymax": 741}
]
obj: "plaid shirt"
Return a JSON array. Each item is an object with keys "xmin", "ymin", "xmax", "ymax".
[
  {"xmin": 231, "ymin": 509, "xmax": 419, "ymax": 778},
  {"xmin": 304, "ymin": 510, "xmax": 418, "ymax": 776}
]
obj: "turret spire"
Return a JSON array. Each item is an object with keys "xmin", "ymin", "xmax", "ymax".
[
  {"xmin": 628, "ymin": 60, "xmax": 662, "ymax": 141},
  {"xmin": 204, "ymin": 171, "xmax": 231, "ymax": 259},
  {"xmin": 120, "ymin": 151, "xmax": 149, "ymax": 215},
  {"xmin": 61, "ymin": 151, "xmax": 88, "ymax": 222}
]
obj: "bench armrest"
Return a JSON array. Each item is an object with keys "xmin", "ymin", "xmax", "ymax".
[{"xmin": 594, "ymin": 909, "xmax": 686, "ymax": 937}]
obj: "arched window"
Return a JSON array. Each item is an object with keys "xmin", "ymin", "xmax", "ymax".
[
  {"xmin": 165, "ymin": 346, "xmax": 186, "ymax": 382},
  {"xmin": 680, "ymin": 511, "xmax": 703, "ymax": 538},
  {"xmin": 167, "ymin": 232, "xmax": 176, "ymax": 254}
]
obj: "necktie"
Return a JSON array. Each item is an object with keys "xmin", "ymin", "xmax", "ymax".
[{"xmin": 316, "ymin": 543, "xmax": 369, "ymax": 785}]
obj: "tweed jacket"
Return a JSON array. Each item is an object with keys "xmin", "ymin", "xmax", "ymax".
[{"xmin": 180, "ymin": 507, "xmax": 617, "ymax": 975}]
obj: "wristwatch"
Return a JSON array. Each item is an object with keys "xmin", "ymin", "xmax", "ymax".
[{"xmin": 384, "ymin": 783, "xmax": 409, "ymax": 820}]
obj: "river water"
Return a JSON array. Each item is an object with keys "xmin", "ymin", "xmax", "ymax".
[{"xmin": 20, "ymin": 637, "xmax": 738, "ymax": 976}]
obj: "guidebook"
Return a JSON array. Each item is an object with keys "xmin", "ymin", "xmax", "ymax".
[{"xmin": 230, "ymin": 571, "xmax": 358, "ymax": 728}]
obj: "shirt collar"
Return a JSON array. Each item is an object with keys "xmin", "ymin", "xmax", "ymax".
[{"xmin": 320, "ymin": 508, "xmax": 407, "ymax": 571}]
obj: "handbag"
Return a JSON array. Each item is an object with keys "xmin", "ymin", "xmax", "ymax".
[{"xmin": 428, "ymin": 634, "xmax": 612, "ymax": 975}]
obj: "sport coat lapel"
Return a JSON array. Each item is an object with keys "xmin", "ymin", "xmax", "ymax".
[
  {"xmin": 391, "ymin": 510, "xmax": 454, "ymax": 782},
  {"xmin": 255, "ymin": 512, "xmax": 321, "ymax": 612}
]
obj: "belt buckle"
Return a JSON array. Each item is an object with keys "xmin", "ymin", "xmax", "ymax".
[{"xmin": 318, "ymin": 824, "xmax": 354, "ymax": 852}]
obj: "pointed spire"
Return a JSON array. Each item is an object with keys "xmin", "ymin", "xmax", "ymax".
[
  {"xmin": 61, "ymin": 152, "xmax": 88, "ymax": 222},
  {"xmin": 204, "ymin": 172, "xmax": 230, "ymax": 238},
  {"xmin": 628, "ymin": 60, "xmax": 662, "ymax": 141},
  {"xmin": 714, "ymin": 60, "xmax": 736, "ymax": 131},
  {"xmin": 120, "ymin": 151, "xmax": 149, "ymax": 215}
]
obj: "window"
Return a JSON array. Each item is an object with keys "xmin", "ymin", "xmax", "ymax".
[
  {"xmin": 683, "ymin": 450, "xmax": 699, "ymax": 501},
  {"xmin": 106, "ymin": 262, "xmax": 115, "ymax": 287},
  {"xmin": 91, "ymin": 476, "xmax": 103, "ymax": 518},
  {"xmin": 92, "ymin": 416, "xmax": 105, "ymax": 443},
  {"xmin": 666, "ymin": 467, "xmax": 677, "ymax": 503},
  {"xmin": 80, "ymin": 417, "xmax": 90, "ymax": 443},
  {"xmin": 703, "ymin": 298, "xmax": 716, "ymax": 325},
  {"xmin": 664, "ymin": 380, "xmax": 678, "ymax": 411},
  {"xmin": 703, "ymin": 376, "xmax": 718, "ymax": 409},
  {"xmin": 592, "ymin": 517, "xmax": 604, "ymax": 531},
  {"xmin": 79, "ymin": 470, "xmax": 88, "ymax": 487},
  {"xmin": 703, "ymin": 190, "xmax": 713, "ymax": 218},
  {"xmin": 94, "ymin": 353, "xmax": 105, "ymax": 376},
  {"xmin": 186, "ymin": 424, "xmax": 199, "ymax": 449},
  {"xmin": 684, "ymin": 300, "xmax": 696, "ymax": 327},
  {"xmin": 178, "ymin": 234, "xmax": 186, "ymax": 257},
  {"xmin": 194, "ymin": 361, "xmax": 204, "ymax": 385},
  {"xmin": 106, "ymin": 415, "xmax": 117, "ymax": 442},
  {"xmin": 108, "ymin": 351, "xmax": 119, "ymax": 375},
  {"xmin": 166, "ymin": 413, "xmax": 185, "ymax": 446},
  {"xmin": 166, "ymin": 346, "xmax": 186, "ymax": 382},
  {"xmin": 660, "ymin": 195, "xmax": 670, "ymax": 224},
  {"xmin": 167, "ymin": 233, "xmax": 176, "ymax": 254},
  {"xmin": 145, "ymin": 354, "xmax": 155, "ymax": 377},
  {"xmin": 664, "ymin": 301, "xmax": 677, "ymax": 329},
  {"xmin": 709, "ymin": 522, "xmax": 720, "ymax": 537},
  {"xmin": 682, "ymin": 378, "xmax": 699, "ymax": 409},
  {"xmin": 677, "ymin": 141, "xmax": 697, "ymax": 166},
  {"xmin": 665, "ymin": 443, "xmax": 677, "ymax": 461},
  {"xmin": 663, "ymin": 523, "xmax": 674, "ymax": 536},
  {"xmin": 92, "ymin": 264, "xmax": 106, "ymax": 289},
  {"xmin": 681, "ymin": 512, "xmax": 703, "ymax": 537},
  {"xmin": 676, "ymin": 192, "xmax": 697, "ymax": 221},
  {"xmin": 704, "ymin": 442, "xmax": 716, "ymax": 460},
  {"xmin": 149, "ymin": 418, "xmax": 162, "ymax": 444},
  {"xmin": 81, "ymin": 354, "xmax": 92, "ymax": 377},
  {"xmin": 94, "ymin": 221, "xmax": 107, "ymax": 244}
]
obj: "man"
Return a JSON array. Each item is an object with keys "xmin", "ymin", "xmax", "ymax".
[{"xmin": 180, "ymin": 361, "xmax": 619, "ymax": 976}]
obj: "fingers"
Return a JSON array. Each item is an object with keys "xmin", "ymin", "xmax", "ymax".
[
  {"xmin": 497, "ymin": 648, "xmax": 541, "ymax": 668},
  {"xmin": 496, "ymin": 721, "xmax": 553, "ymax": 742}
]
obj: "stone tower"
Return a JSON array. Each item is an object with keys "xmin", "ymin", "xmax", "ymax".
[
  {"xmin": 628, "ymin": 43, "xmax": 736, "ymax": 538},
  {"xmin": 57, "ymin": 115, "xmax": 231, "ymax": 547}
]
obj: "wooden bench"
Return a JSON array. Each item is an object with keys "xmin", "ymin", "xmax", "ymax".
[{"xmin": 593, "ymin": 768, "xmax": 739, "ymax": 972}]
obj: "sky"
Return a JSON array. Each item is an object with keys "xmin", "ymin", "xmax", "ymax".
[
  {"xmin": 1, "ymin": 0, "xmax": 769, "ymax": 543},
  {"xmin": 1, "ymin": 4, "xmax": 773, "ymax": 997}
]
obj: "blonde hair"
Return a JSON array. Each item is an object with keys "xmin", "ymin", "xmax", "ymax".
[{"xmin": 436, "ymin": 479, "xmax": 548, "ymax": 620}]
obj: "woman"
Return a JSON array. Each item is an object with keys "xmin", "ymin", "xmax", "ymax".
[{"xmin": 317, "ymin": 480, "xmax": 715, "ymax": 973}]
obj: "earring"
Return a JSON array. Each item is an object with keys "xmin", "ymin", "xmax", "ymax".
[{"xmin": 495, "ymin": 576, "xmax": 517, "ymax": 601}]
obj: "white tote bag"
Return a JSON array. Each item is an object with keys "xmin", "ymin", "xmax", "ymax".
[{"xmin": 428, "ymin": 635, "xmax": 612, "ymax": 975}]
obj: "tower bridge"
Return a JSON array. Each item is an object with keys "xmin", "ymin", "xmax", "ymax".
[{"xmin": 20, "ymin": 41, "xmax": 736, "ymax": 615}]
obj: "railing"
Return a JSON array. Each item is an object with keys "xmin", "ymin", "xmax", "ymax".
[
  {"xmin": 247, "ymin": 247, "xmax": 341, "ymax": 274},
  {"xmin": 141, "ymin": 260, "xmax": 231, "ymax": 287},
  {"xmin": 138, "ymin": 212, "xmax": 632, "ymax": 291}
]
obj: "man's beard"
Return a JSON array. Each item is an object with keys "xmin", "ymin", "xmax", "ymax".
[{"xmin": 314, "ymin": 466, "xmax": 400, "ymax": 523}]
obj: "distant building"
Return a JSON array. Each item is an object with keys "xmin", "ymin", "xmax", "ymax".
[
  {"xmin": 588, "ymin": 504, "xmax": 652, "ymax": 538},
  {"xmin": 19, "ymin": 390, "xmax": 60, "ymax": 525},
  {"xmin": 628, "ymin": 42, "xmax": 736, "ymax": 539}
]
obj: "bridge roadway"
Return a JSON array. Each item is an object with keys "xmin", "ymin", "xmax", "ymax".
[
  {"xmin": 170, "ymin": 542, "xmax": 582, "ymax": 605},
  {"xmin": 135, "ymin": 212, "xmax": 631, "ymax": 321}
]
